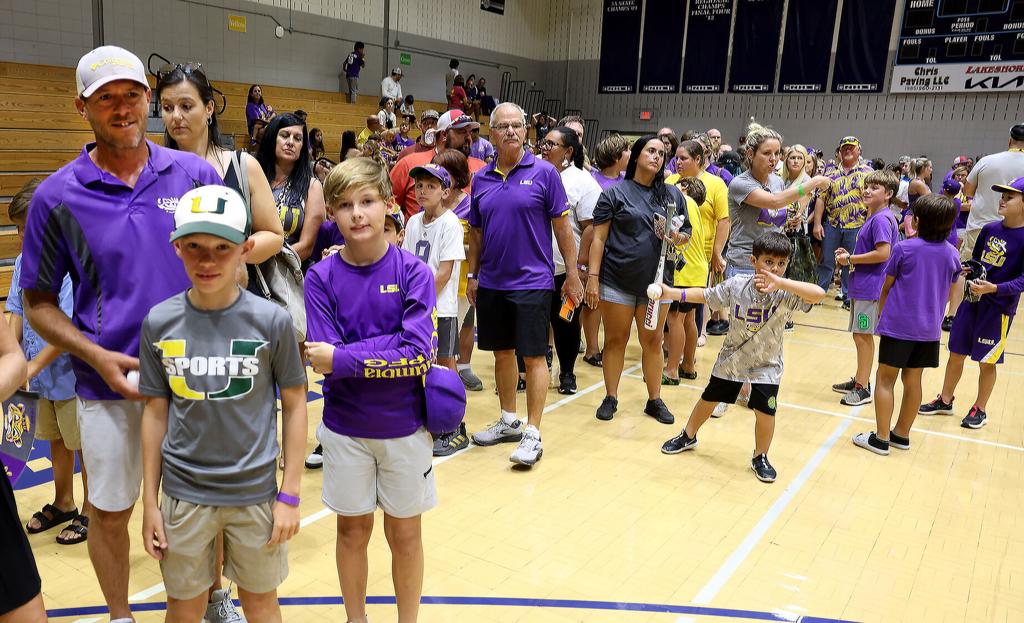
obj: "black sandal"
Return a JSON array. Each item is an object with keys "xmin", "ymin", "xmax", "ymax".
[
  {"xmin": 26, "ymin": 504, "xmax": 78, "ymax": 534},
  {"xmin": 679, "ymin": 366, "xmax": 698, "ymax": 380},
  {"xmin": 56, "ymin": 514, "xmax": 88, "ymax": 545},
  {"xmin": 583, "ymin": 352, "xmax": 603, "ymax": 367}
]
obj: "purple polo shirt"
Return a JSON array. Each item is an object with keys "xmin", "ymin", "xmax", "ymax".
[
  {"xmin": 19, "ymin": 141, "xmax": 221, "ymax": 400},
  {"xmin": 847, "ymin": 209, "xmax": 898, "ymax": 301},
  {"xmin": 304, "ymin": 245, "xmax": 437, "ymax": 439},
  {"xmin": 707, "ymin": 162, "xmax": 734, "ymax": 186},
  {"xmin": 591, "ymin": 169, "xmax": 624, "ymax": 192},
  {"xmin": 468, "ymin": 150, "xmax": 570, "ymax": 291},
  {"xmin": 877, "ymin": 237, "xmax": 961, "ymax": 342}
]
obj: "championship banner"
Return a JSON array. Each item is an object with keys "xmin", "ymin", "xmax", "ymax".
[
  {"xmin": 681, "ymin": 0, "xmax": 734, "ymax": 93},
  {"xmin": 728, "ymin": 0, "xmax": 784, "ymax": 93},
  {"xmin": 777, "ymin": 0, "xmax": 839, "ymax": 93},
  {"xmin": 891, "ymin": 0, "xmax": 1024, "ymax": 94},
  {"xmin": 832, "ymin": 0, "xmax": 897, "ymax": 93},
  {"xmin": 1, "ymin": 390, "xmax": 38, "ymax": 485},
  {"xmin": 598, "ymin": 0, "xmax": 643, "ymax": 94},
  {"xmin": 638, "ymin": 0, "xmax": 687, "ymax": 93}
]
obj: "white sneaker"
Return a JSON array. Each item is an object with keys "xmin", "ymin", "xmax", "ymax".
[
  {"xmin": 471, "ymin": 417, "xmax": 524, "ymax": 446},
  {"xmin": 735, "ymin": 393, "xmax": 750, "ymax": 409},
  {"xmin": 509, "ymin": 427, "xmax": 543, "ymax": 466},
  {"xmin": 711, "ymin": 403, "xmax": 727, "ymax": 418},
  {"xmin": 204, "ymin": 586, "xmax": 247, "ymax": 623}
]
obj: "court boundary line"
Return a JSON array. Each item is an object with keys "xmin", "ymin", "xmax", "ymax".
[
  {"xmin": 50, "ymin": 593, "xmax": 859, "ymax": 622},
  {"xmin": 67, "ymin": 364, "xmax": 644, "ymax": 622}
]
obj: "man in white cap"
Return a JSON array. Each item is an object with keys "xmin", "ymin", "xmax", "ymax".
[
  {"xmin": 381, "ymin": 66, "xmax": 404, "ymax": 103},
  {"xmin": 19, "ymin": 46, "xmax": 222, "ymax": 623},
  {"xmin": 390, "ymin": 109, "xmax": 486, "ymax": 219}
]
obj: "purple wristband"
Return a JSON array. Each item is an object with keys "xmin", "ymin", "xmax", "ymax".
[
  {"xmin": 680, "ymin": 289, "xmax": 687, "ymax": 303},
  {"xmin": 276, "ymin": 492, "xmax": 300, "ymax": 507}
]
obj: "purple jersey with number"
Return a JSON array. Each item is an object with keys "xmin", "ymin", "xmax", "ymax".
[
  {"xmin": 304, "ymin": 244, "xmax": 437, "ymax": 439},
  {"xmin": 18, "ymin": 141, "xmax": 221, "ymax": 400},
  {"xmin": 877, "ymin": 237, "xmax": 961, "ymax": 342}
]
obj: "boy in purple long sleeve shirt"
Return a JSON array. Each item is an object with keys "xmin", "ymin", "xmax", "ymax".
[{"xmin": 303, "ymin": 158, "xmax": 437, "ymax": 623}]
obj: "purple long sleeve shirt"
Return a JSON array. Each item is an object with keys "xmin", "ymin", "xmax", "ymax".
[{"xmin": 304, "ymin": 245, "xmax": 438, "ymax": 439}]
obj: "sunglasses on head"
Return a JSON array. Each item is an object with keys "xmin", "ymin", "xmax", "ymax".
[{"xmin": 157, "ymin": 62, "xmax": 207, "ymax": 83}]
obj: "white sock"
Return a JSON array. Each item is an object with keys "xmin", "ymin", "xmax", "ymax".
[
  {"xmin": 525, "ymin": 424, "xmax": 540, "ymax": 438},
  {"xmin": 501, "ymin": 409, "xmax": 518, "ymax": 425},
  {"xmin": 457, "ymin": 363, "xmax": 471, "ymax": 371}
]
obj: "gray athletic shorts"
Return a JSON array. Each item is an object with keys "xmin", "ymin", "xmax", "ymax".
[
  {"xmin": 78, "ymin": 398, "xmax": 143, "ymax": 512},
  {"xmin": 437, "ymin": 316, "xmax": 459, "ymax": 359},
  {"xmin": 318, "ymin": 424, "xmax": 437, "ymax": 518},
  {"xmin": 600, "ymin": 281, "xmax": 671, "ymax": 308},
  {"xmin": 848, "ymin": 299, "xmax": 880, "ymax": 334}
]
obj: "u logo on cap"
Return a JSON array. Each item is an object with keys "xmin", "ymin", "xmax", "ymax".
[{"xmin": 190, "ymin": 196, "xmax": 227, "ymax": 215}]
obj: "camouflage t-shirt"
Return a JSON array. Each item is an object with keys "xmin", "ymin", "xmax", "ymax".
[{"xmin": 703, "ymin": 275, "xmax": 812, "ymax": 384}]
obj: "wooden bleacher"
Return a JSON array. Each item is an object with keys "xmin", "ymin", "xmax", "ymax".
[{"xmin": 0, "ymin": 60, "xmax": 452, "ymax": 300}]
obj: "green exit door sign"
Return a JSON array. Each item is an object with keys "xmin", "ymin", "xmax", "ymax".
[{"xmin": 400, "ymin": 53, "xmax": 412, "ymax": 66}]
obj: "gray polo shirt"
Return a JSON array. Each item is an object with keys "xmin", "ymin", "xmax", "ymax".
[{"xmin": 139, "ymin": 289, "xmax": 307, "ymax": 506}]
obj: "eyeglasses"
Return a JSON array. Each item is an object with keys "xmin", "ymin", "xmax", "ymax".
[
  {"xmin": 157, "ymin": 62, "xmax": 207, "ymax": 83},
  {"xmin": 492, "ymin": 122, "xmax": 525, "ymax": 133},
  {"xmin": 540, "ymin": 139, "xmax": 567, "ymax": 150}
]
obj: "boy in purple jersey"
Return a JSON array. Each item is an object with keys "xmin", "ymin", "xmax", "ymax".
[
  {"xmin": 831, "ymin": 170, "xmax": 900, "ymax": 406},
  {"xmin": 853, "ymin": 195, "xmax": 961, "ymax": 456},
  {"xmin": 920, "ymin": 177, "xmax": 1024, "ymax": 429},
  {"xmin": 17, "ymin": 46, "xmax": 222, "ymax": 623},
  {"xmin": 303, "ymin": 158, "xmax": 437, "ymax": 623}
]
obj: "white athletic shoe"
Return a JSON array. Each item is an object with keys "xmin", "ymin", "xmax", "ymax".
[
  {"xmin": 711, "ymin": 403, "xmax": 727, "ymax": 418},
  {"xmin": 509, "ymin": 427, "xmax": 543, "ymax": 466},
  {"xmin": 204, "ymin": 586, "xmax": 247, "ymax": 623},
  {"xmin": 471, "ymin": 417, "xmax": 524, "ymax": 446}
]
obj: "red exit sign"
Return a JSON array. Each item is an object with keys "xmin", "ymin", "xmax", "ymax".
[{"xmin": 639, "ymin": 110, "xmax": 652, "ymax": 120}]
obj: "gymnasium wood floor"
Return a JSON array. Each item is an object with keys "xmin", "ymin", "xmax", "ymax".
[{"xmin": 15, "ymin": 296, "xmax": 1024, "ymax": 623}]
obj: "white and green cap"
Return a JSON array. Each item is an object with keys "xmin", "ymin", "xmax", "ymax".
[{"xmin": 171, "ymin": 185, "xmax": 251, "ymax": 244}]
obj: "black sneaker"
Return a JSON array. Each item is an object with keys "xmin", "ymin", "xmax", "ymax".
[
  {"xmin": 708, "ymin": 321, "xmax": 733, "ymax": 336},
  {"xmin": 751, "ymin": 454, "xmax": 777, "ymax": 483},
  {"xmin": 644, "ymin": 398, "xmax": 675, "ymax": 424},
  {"xmin": 919, "ymin": 395, "xmax": 954, "ymax": 415},
  {"xmin": 852, "ymin": 431, "xmax": 890, "ymax": 455},
  {"xmin": 840, "ymin": 383, "xmax": 872, "ymax": 406},
  {"xmin": 558, "ymin": 371, "xmax": 577, "ymax": 395},
  {"xmin": 831, "ymin": 378, "xmax": 857, "ymax": 394},
  {"xmin": 432, "ymin": 422, "xmax": 470, "ymax": 457},
  {"xmin": 941, "ymin": 315, "xmax": 954, "ymax": 332},
  {"xmin": 784, "ymin": 321, "xmax": 795, "ymax": 332},
  {"xmin": 841, "ymin": 299, "xmax": 851, "ymax": 311},
  {"xmin": 961, "ymin": 406, "xmax": 987, "ymax": 429},
  {"xmin": 661, "ymin": 430, "xmax": 697, "ymax": 454},
  {"xmin": 516, "ymin": 377, "xmax": 526, "ymax": 393},
  {"xmin": 889, "ymin": 430, "xmax": 910, "ymax": 450},
  {"xmin": 834, "ymin": 294, "xmax": 845, "ymax": 301},
  {"xmin": 596, "ymin": 396, "xmax": 618, "ymax": 421}
]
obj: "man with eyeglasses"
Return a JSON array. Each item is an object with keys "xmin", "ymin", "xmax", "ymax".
[
  {"xmin": 18, "ymin": 46, "xmax": 222, "ymax": 623},
  {"xmin": 390, "ymin": 110, "xmax": 486, "ymax": 219},
  {"xmin": 467, "ymin": 102, "xmax": 584, "ymax": 467}
]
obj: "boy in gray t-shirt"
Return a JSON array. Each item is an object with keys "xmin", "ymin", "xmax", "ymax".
[
  {"xmin": 139, "ymin": 186, "xmax": 308, "ymax": 621},
  {"xmin": 654, "ymin": 231, "xmax": 825, "ymax": 483}
]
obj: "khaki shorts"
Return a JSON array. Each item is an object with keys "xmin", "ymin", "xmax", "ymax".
[
  {"xmin": 35, "ymin": 398, "xmax": 80, "ymax": 449},
  {"xmin": 77, "ymin": 398, "xmax": 143, "ymax": 512},
  {"xmin": 319, "ymin": 424, "xmax": 436, "ymax": 518},
  {"xmin": 848, "ymin": 299, "xmax": 880, "ymax": 334},
  {"xmin": 159, "ymin": 496, "xmax": 287, "ymax": 599},
  {"xmin": 960, "ymin": 228, "xmax": 981, "ymax": 262}
]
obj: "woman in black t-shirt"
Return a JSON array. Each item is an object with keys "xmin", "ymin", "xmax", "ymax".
[{"xmin": 586, "ymin": 135, "xmax": 691, "ymax": 425}]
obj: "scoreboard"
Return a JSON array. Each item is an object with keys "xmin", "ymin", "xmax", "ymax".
[{"xmin": 892, "ymin": 0, "xmax": 1024, "ymax": 92}]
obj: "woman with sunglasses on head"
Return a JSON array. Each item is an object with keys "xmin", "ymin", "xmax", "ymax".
[
  {"xmin": 586, "ymin": 135, "xmax": 692, "ymax": 424},
  {"xmin": 540, "ymin": 127, "xmax": 603, "ymax": 394},
  {"xmin": 158, "ymin": 65, "xmax": 284, "ymax": 271},
  {"xmin": 245, "ymin": 84, "xmax": 275, "ymax": 146},
  {"xmin": 254, "ymin": 113, "xmax": 327, "ymax": 264},
  {"xmin": 157, "ymin": 60, "xmax": 286, "ymax": 623}
]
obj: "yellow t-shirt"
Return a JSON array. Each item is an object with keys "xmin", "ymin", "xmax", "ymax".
[
  {"xmin": 666, "ymin": 171, "xmax": 728, "ymax": 259},
  {"xmin": 672, "ymin": 195, "xmax": 709, "ymax": 287}
]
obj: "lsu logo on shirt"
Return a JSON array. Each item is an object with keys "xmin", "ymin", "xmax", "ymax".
[
  {"xmin": 519, "ymin": 180, "xmax": 533, "ymax": 186},
  {"xmin": 154, "ymin": 339, "xmax": 267, "ymax": 400},
  {"xmin": 732, "ymin": 304, "xmax": 779, "ymax": 332},
  {"xmin": 980, "ymin": 236, "xmax": 1008, "ymax": 268},
  {"xmin": 157, "ymin": 197, "xmax": 179, "ymax": 213},
  {"xmin": 379, "ymin": 283, "xmax": 400, "ymax": 294}
]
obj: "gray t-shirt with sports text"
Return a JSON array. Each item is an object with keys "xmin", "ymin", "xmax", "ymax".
[
  {"xmin": 139, "ymin": 289, "xmax": 307, "ymax": 506},
  {"xmin": 703, "ymin": 275, "xmax": 812, "ymax": 384},
  {"xmin": 725, "ymin": 170, "xmax": 786, "ymax": 267}
]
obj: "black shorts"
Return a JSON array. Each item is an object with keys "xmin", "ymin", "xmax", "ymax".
[
  {"xmin": 476, "ymin": 287, "xmax": 552, "ymax": 357},
  {"xmin": 878, "ymin": 335, "xmax": 940, "ymax": 369},
  {"xmin": 670, "ymin": 301, "xmax": 700, "ymax": 314},
  {"xmin": 437, "ymin": 316, "xmax": 459, "ymax": 359},
  {"xmin": 701, "ymin": 375, "xmax": 780, "ymax": 416},
  {"xmin": 0, "ymin": 470, "xmax": 41, "ymax": 615}
]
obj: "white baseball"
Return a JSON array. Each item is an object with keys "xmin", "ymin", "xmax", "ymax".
[
  {"xmin": 646, "ymin": 283, "xmax": 662, "ymax": 299},
  {"xmin": 126, "ymin": 370, "xmax": 140, "ymax": 391}
]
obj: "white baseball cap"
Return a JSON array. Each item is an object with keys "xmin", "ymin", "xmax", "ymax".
[
  {"xmin": 76, "ymin": 45, "xmax": 148, "ymax": 97},
  {"xmin": 170, "ymin": 186, "xmax": 251, "ymax": 245},
  {"xmin": 436, "ymin": 110, "xmax": 480, "ymax": 132}
]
